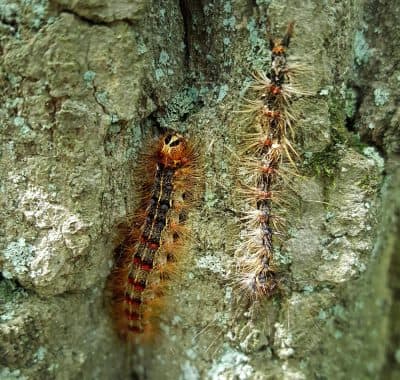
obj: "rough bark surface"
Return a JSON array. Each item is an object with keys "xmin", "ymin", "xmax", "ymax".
[{"xmin": 0, "ymin": 0, "xmax": 399, "ymax": 379}]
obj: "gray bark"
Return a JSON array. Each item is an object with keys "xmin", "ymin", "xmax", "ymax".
[{"xmin": 0, "ymin": 0, "xmax": 399, "ymax": 379}]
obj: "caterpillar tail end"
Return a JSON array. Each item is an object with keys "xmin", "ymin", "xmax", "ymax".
[{"xmin": 241, "ymin": 270, "xmax": 279, "ymax": 300}]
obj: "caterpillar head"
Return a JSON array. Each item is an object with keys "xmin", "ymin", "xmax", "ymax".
[
  {"xmin": 270, "ymin": 40, "xmax": 286, "ymax": 55},
  {"xmin": 159, "ymin": 133, "xmax": 189, "ymax": 167},
  {"xmin": 269, "ymin": 21, "xmax": 294, "ymax": 55}
]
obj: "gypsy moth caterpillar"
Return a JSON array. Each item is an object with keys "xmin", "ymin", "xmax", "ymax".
[
  {"xmin": 107, "ymin": 132, "xmax": 201, "ymax": 344},
  {"xmin": 235, "ymin": 22, "xmax": 307, "ymax": 299}
]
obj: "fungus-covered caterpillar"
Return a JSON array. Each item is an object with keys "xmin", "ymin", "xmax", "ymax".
[
  {"xmin": 108, "ymin": 132, "xmax": 200, "ymax": 343},
  {"xmin": 236, "ymin": 22, "xmax": 306, "ymax": 299}
]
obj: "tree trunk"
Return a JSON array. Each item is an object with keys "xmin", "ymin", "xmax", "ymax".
[{"xmin": 1, "ymin": 0, "xmax": 399, "ymax": 379}]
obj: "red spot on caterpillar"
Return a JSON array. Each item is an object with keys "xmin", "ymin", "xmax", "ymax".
[
  {"xmin": 107, "ymin": 132, "xmax": 201, "ymax": 345},
  {"xmin": 140, "ymin": 263, "xmax": 153, "ymax": 272},
  {"xmin": 133, "ymin": 281, "xmax": 146, "ymax": 292},
  {"xmin": 270, "ymin": 85, "xmax": 282, "ymax": 95},
  {"xmin": 261, "ymin": 137, "xmax": 273, "ymax": 147},
  {"xmin": 147, "ymin": 242, "xmax": 159, "ymax": 250},
  {"xmin": 262, "ymin": 108, "xmax": 280, "ymax": 119},
  {"xmin": 260, "ymin": 167, "xmax": 275, "ymax": 175}
]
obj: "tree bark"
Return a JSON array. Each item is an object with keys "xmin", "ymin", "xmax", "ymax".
[{"xmin": 1, "ymin": 0, "xmax": 399, "ymax": 379}]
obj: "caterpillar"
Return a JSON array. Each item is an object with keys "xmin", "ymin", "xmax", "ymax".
[
  {"xmin": 107, "ymin": 132, "xmax": 200, "ymax": 344},
  {"xmin": 235, "ymin": 21, "xmax": 304, "ymax": 299}
]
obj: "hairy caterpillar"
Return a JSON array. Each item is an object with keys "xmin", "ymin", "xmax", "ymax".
[
  {"xmin": 107, "ymin": 132, "xmax": 200, "ymax": 344},
  {"xmin": 235, "ymin": 22, "xmax": 305, "ymax": 299}
]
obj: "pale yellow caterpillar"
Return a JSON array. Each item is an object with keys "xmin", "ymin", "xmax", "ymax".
[{"xmin": 235, "ymin": 22, "xmax": 307, "ymax": 299}]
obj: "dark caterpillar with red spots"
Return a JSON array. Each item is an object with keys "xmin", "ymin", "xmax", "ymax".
[{"xmin": 107, "ymin": 133, "xmax": 200, "ymax": 343}]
